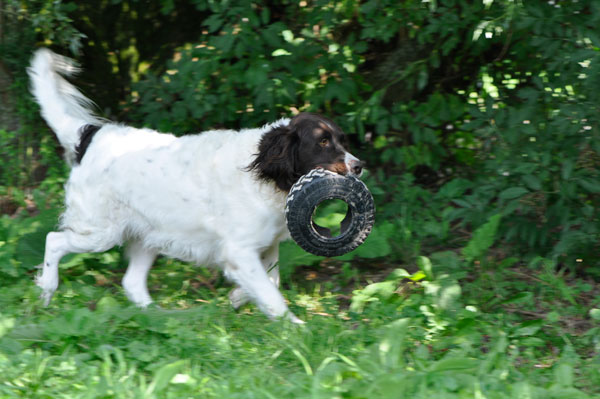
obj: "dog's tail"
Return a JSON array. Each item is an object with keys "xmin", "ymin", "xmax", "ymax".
[{"xmin": 28, "ymin": 48, "xmax": 103, "ymax": 165}]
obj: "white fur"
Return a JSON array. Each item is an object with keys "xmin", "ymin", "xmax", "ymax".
[
  {"xmin": 28, "ymin": 49, "xmax": 104, "ymax": 164},
  {"xmin": 28, "ymin": 49, "xmax": 358, "ymax": 323}
]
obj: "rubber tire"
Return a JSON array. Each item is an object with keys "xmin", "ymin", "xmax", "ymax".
[{"xmin": 285, "ymin": 169, "xmax": 375, "ymax": 257}]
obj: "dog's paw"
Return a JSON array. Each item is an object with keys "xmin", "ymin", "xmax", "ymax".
[
  {"xmin": 229, "ymin": 287, "xmax": 250, "ymax": 309},
  {"xmin": 39, "ymin": 289, "xmax": 54, "ymax": 307},
  {"xmin": 34, "ymin": 267, "xmax": 58, "ymax": 307},
  {"xmin": 288, "ymin": 313, "xmax": 305, "ymax": 325}
]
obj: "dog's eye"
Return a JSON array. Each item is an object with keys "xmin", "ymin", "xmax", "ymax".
[{"xmin": 319, "ymin": 138, "xmax": 329, "ymax": 147}]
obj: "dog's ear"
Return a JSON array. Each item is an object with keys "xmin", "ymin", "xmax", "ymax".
[{"xmin": 247, "ymin": 124, "xmax": 300, "ymax": 191}]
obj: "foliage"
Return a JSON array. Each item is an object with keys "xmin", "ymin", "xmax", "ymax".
[
  {"xmin": 123, "ymin": 0, "xmax": 600, "ymax": 269},
  {"xmin": 0, "ymin": 198, "xmax": 597, "ymax": 397},
  {"xmin": 0, "ymin": 229, "xmax": 599, "ymax": 397},
  {"xmin": 1, "ymin": 0, "xmax": 599, "ymax": 268},
  {"xmin": 0, "ymin": 0, "xmax": 76, "ymax": 188},
  {"xmin": 452, "ymin": 0, "xmax": 600, "ymax": 271}
]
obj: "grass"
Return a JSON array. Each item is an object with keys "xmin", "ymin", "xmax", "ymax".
[
  {"xmin": 0, "ymin": 199, "xmax": 598, "ymax": 398},
  {"xmin": 0, "ymin": 245, "xmax": 599, "ymax": 398}
]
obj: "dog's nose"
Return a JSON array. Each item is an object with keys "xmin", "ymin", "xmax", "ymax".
[{"xmin": 350, "ymin": 159, "xmax": 363, "ymax": 175}]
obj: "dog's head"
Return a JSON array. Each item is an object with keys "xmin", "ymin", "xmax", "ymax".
[{"xmin": 248, "ymin": 113, "xmax": 363, "ymax": 191}]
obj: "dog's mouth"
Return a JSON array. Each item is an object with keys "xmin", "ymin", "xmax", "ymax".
[
  {"xmin": 317, "ymin": 162, "xmax": 349, "ymax": 176},
  {"xmin": 317, "ymin": 161, "xmax": 363, "ymax": 177}
]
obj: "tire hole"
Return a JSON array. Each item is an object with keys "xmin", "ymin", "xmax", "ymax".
[{"xmin": 312, "ymin": 199, "xmax": 349, "ymax": 238}]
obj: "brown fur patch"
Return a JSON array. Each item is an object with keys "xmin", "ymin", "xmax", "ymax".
[{"xmin": 322, "ymin": 162, "xmax": 348, "ymax": 175}]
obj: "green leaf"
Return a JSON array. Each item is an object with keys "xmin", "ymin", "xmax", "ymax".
[
  {"xmin": 577, "ymin": 178, "xmax": 600, "ymax": 193},
  {"xmin": 0, "ymin": 315, "xmax": 15, "ymax": 339},
  {"xmin": 429, "ymin": 357, "xmax": 478, "ymax": 372},
  {"xmin": 203, "ymin": 14, "xmax": 223, "ymax": 33},
  {"xmin": 378, "ymin": 318, "xmax": 410, "ymax": 369},
  {"xmin": 96, "ymin": 296, "xmax": 120, "ymax": 312},
  {"xmin": 272, "ymin": 48, "xmax": 291, "ymax": 57},
  {"xmin": 15, "ymin": 230, "xmax": 47, "ymax": 267},
  {"xmin": 417, "ymin": 70, "xmax": 428, "ymax": 91},
  {"xmin": 260, "ymin": 7, "xmax": 270, "ymax": 24},
  {"xmin": 438, "ymin": 178, "xmax": 472, "ymax": 199},
  {"xmin": 429, "ymin": 251, "xmax": 462, "ymax": 272},
  {"xmin": 561, "ymin": 160, "xmax": 574, "ymax": 180},
  {"xmin": 417, "ymin": 256, "xmax": 433, "ymax": 280},
  {"xmin": 147, "ymin": 360, "xmax": 188, "ymax": 394},
  {"xmin": 546, "ymin": 311, "xmax": 560, "ymax": 323},
  {"xmin": 436, "ymin": 281, "xmax": 462, "ymax": 310},
  {"xmin": 278, "ymin": 241, "xmax": 321, "ymax": 269},
  {"xmin": 498, "ymin": 257, "xmax": 519, "ymax": 269},
  {"xmin": 282, "ymin": 29, "xmax": 294, "ymax": 43},
  {"xmin": 408, "ymin": 270, "xmax": 427, "ymax": 282},
  {"xmin": 554, "ymin": 363, "xmax": 574, "ymax": 388},
  {"xmin": 348, "ymin": 222, "xmax": 393, "ymax": 259},
  {"xmin": 513, "ymin": 319, "xmax": 543, "ymax": 337},
  {"xmin": 522, "ymin": 174, "xmax": 542, "ymax": 191},
  {"xmin": 462, "ymin": 214, "xmax": 501, "ymax": 262},
  {"xmin": 389, "ymin": 268, "xmax": 411, "ymax": 279},
  {"xmin": 499, "ymin": 291, "xmax": 533, "ymax": 305},
  {"xmin": 350, "ymin": 281, "xmax": 397, "ymax": 312},
  {"xmin": 499, "ymin": 187, "xmax": 529, "ymax": 200}
]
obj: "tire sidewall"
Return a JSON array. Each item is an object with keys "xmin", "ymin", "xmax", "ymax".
[{"xmin": 286, "ymin": 170, "xmax": 375, "ymax": 257}]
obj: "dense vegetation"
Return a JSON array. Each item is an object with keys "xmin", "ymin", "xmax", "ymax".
[{"xmin": 0, "ymin": 0, "xmax": 599, "ymax": 397}]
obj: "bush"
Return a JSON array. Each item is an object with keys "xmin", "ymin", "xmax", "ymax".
[
  {"xmin": 124, "ymin": 1, "xmax": 600, "ymax": 270},
  {"xmin": 1, "ymin": 0, "xmax": 598, "ymax": 271}
]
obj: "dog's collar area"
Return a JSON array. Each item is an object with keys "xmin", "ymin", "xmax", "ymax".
[{"xmin": 75, "ymin": 124, "xmax": 102, "ymax": 164}]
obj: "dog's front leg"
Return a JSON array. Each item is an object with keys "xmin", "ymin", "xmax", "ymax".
[
  {"xmin": 229, "ymin": 243, "xmax": 280, "ymax": 309},
  {"xmin": 224, "ymin": 250, "xmax": 302, "ymax": 324}
]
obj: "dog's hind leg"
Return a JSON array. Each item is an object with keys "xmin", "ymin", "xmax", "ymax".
[
  {"xmin": 229, "ymin": 243, "xmax": 280, "ymax": 309},
  {"xmin": 37, "ymin": 230, "xmax": 115, "ymax": 306},
  {"xmin": 122, "ymin": 240, "xmax": 157, "ymax": 307}
]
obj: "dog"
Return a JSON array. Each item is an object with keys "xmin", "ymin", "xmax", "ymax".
[{"xmin": 27, "ymin": 49, "xmax": 363, "ymax": 323}]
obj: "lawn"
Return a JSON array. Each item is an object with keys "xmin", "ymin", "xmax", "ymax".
[{"xmin": 1, "ymin": 216, "xmax": 598, "ymax": 398}]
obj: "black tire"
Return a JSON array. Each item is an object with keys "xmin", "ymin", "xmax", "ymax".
[{"xmin": 285, "ymin": 169, "xmax": 375, "ymax": 257}]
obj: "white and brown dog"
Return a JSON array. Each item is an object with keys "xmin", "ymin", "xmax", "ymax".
[{"xmin": 28, "ymin": 49, "xmax": 362, "ymax": 323}]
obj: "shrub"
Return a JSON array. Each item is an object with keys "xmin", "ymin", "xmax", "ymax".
[{"xmin": 1, "ymin": 0, "xmax": 598, "ymax": 270}]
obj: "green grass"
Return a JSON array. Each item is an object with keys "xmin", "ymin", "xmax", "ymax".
[
  {"xmin": 0, "ymin": 247, "xmax": 599, "ymax": 398},
  {"xmin": 0, "ymin": 203, "xmax": 598, "ymax": 398}
]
